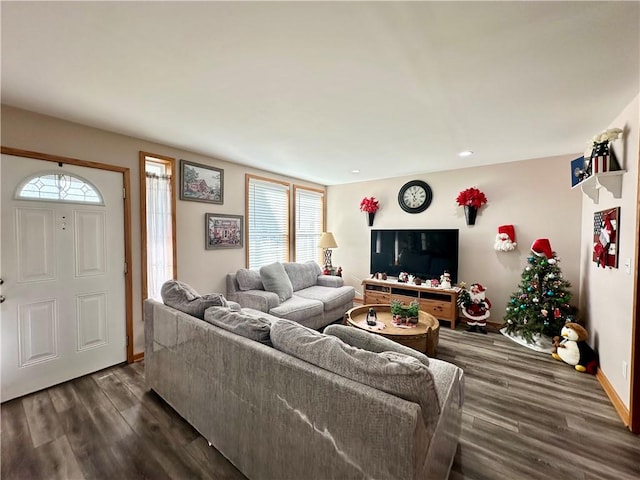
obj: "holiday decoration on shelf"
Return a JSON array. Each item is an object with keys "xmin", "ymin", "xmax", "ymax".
[
  {"xmin": 552, "ymin": 323, "xmax": 598, "ymax": 374},
  {"xmin": 456, "ymin": 187, "xmax": 487, "ymax": 225},
  {"xmin": 593, "ymin": 207, "xmax": 620, "ymax": 268},
  {"xmin": 457, "ymin": 283, "xmax": 491, "ymax": 334},
  {"xmin": 494, "ymin": 224, "xmax": 517, "ymax": 252},
  {"xmin": 503, "ymin": 239, "xmax": 575, "ymax": 344},
  {"xmin": 583, "ymin": 127, "xmax": 623, "ymax": 175},
  {"xmin": 360, "ymin": 196, "xmax": 380, "ymax": 227}
]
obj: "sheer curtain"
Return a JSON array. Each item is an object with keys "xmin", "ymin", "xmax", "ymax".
[{"xmin": 146, "ymin": 172, "xmax": 174, "ymax": 301}]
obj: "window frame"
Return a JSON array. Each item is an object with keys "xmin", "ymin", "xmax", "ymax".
[
  {"xmin": 245, "ymin": 174, "xmax": 291, "ymax": 269},
  {"xmin": 245, "ymin": 174, "xmax": 326, "ymax": 269},
  {"xmin": 293, "ymin": 184, "xmax": 326, "ymax": 264},
  {"xmin": 139, "ymin": 151, "xmax": 177, "ymax": 302}
]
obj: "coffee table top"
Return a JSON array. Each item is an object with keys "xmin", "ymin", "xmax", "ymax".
[{"xmin": 345, "ymin": 304, "xmax": 439, "ymax": 338}]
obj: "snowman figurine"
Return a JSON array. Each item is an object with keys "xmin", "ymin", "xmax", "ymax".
[
  {"xmin": 461, "ymin": 283, "xmax": 491, "ymax": 334},
  {"xmin": 439, "ymin": 271, "xmax": 452, "ymax": 289}
]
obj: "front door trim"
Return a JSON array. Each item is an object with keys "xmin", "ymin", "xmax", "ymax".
[{"xmin": 1, "ymin": 146, "xmax": 134, "ymax": 363}]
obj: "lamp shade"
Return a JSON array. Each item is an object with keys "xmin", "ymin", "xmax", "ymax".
[{"xmin": 318, "ymin": 232, "xmax": 338, "ymax": 249}]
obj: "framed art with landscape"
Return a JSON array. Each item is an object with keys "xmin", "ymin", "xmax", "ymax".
[
  {"xmin": 205, "ymin": 213, "xmax": 243, "ymax": 250},
  {"xmin": 180, "ymin": 159, "xmax": 224, "ymax": 204}
]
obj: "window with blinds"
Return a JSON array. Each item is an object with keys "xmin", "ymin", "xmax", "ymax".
[
  {"xmin": 294, "ymin": 186, "xmax": 324, "ymax": 263},
  {"xmin": 247, "ymin": 176, "xmax": 290, "ymax": 269}
]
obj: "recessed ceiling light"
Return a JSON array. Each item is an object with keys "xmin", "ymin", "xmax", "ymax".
[
  {"xmin": 458, "ymin": 150, "xmax": 474, "ymax": 157},
  {"xmin": 351, "ymin": 169, "xmax": 360, "ymax": 174}
]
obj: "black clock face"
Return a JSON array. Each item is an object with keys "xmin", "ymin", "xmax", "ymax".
[{"xmin": 398, "ymin": 180, "xmax": 433, "ymax": 213}]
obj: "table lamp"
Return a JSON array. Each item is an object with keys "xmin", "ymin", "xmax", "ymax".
[{"xmin": 318, "ymin": 232, "xmax": 338, "ymax": 268}]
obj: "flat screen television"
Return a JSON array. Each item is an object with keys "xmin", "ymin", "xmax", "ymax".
[{"xmin": 370, "ymin": 229, "xmax": 459, "ymax": 283}]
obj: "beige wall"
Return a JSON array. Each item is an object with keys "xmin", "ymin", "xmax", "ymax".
[
  {"xmin": 327, "ymin": 155, "xmax": 583, "ymax": 329},
  {"xmin": 579, "ymin": 94, "xmax": 639, "ymax": 409},
  {"xmin": 0, "ymin": 105, "xmax": 324, "ymax": 355}
]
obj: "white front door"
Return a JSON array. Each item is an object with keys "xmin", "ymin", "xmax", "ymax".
[{"xmin": 1, "ymin": 155, "xmax": 126, "ymax": 402}]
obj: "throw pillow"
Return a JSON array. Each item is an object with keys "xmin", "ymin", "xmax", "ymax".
[
  {"xmin": 204, "ymin": 306, "xmax": 272, "ymax": 345},
  {"xmin": 236, "ymin": 268, "xmax": 264, "ymax": 291},
  {"xmin": 282, "ymin": 261, "xmax": 322, "ymax": 291},
  {"xmin": 160, "ymin": 280, "xmax": 227, "ymax": 319},
  {"xmin": 270, "ymin": 319, "xmax": 440, "ymax": 427},
  {"xmin": 260, "ymin": 262, "xmax": 294, "ymax": 302},
  {"xmin": 324, "ymin": 324, "xmax": 429, "ymax": 366}
]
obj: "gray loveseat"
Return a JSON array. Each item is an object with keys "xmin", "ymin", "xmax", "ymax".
[
  {"xmin": 226, "ymin": 260, "xmax": 355, "ymax": 330},
  {"xmin": 145, "ymin": 296, "xmax": 464, "ymax": 480}
]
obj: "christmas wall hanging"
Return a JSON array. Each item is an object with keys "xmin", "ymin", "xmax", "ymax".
[{"xmin": 593, "ymin": 207, "xmax": 619, "ymax": 268}]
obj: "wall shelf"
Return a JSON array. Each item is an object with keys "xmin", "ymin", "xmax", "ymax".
[{"xmin": 572, "ymin": 171, "xmax": 625, "ymax": 203}]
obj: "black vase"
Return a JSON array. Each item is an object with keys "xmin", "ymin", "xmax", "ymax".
[
  {"xmin": 464, "ymin": 205, "xmax": 477, "ymax": 226},
  {"xmin": 367, "ymin": 212, "xmax": 375, "ymax": 227}
]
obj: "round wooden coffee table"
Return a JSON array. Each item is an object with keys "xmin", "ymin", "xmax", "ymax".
[{"xmin": 344, "ymin": 304, "xmax": 440, "ymax": 357}]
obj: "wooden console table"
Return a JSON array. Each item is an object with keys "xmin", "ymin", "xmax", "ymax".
[{"xmin": 362, "ymin": 278, "xmax": 459, "ymax": 329}]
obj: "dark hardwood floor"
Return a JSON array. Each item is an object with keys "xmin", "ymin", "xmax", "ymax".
[{"xmin": 2, "ymin": 326, "xmax": 639, "ymax": 480}]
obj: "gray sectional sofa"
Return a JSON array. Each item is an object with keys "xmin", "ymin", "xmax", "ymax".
[
  {"xmin": 145, "ymin": 295, "xmax": 464, "ymax": 480},
  {"xmin": 226, "ymin": 260, "xmax": 355, "ymax": 330}
]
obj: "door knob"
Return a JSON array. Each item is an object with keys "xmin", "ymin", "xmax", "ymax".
[
  {"xmin": 0, "ymin": 278, "xmax": 3, "ymax": 285},
  {"xmin": 0, "ymin": 295, "xmax": 5, "ymax": 303}
]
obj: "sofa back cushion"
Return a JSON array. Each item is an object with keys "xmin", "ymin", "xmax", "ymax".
[
  {"xmin": 270, "ymin": 319, "xmax": 440, "ymax": 428},
  {"xmin": 260, "ymin": 262, "xmax": 294, "ymax": 302},
  {"xmin": 204, "ymin": 306, "xmax": 272, "ymax": 345},
  {"xmin": 236, "ymin": 268, "xmax": 264, "ymax": 291},
  {"xmin": 161, "ymin": 280, "xmax": 227, "ymax": 319},
  {"xmin": 283, "ymin": 261, "xmax": 321, "ymax": 291},
  {"xmin": 324, "ymin": 324, "xmax": 429, "ymax": 367}
]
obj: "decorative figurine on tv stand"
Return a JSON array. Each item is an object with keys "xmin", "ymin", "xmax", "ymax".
[{"xmin": 439, "ymin": 271, "xmax": 452, "ymax": 289}]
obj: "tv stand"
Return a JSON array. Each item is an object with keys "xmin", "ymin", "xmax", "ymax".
[{"xmin": 362, "ymin": 278, "xmax": 459, "ymax": 329}]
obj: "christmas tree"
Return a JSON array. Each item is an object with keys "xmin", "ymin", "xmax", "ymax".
[{"xmin": 503, "ymin": 239, "xmax": 576, "ymax": 344}]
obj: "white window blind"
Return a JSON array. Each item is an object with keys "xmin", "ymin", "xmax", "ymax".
[
  {"xmin": 295, "ymin": 187, "xmax": 324, "ymax": 263},
  {"xmin": 247, "ymin": 177, "xmax": 290, "ymax": 269}
]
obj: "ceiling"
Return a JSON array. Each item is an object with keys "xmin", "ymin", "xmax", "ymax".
[{"xmin": 2, "ymin": 1, "xmax": 639, "ymax": 186}]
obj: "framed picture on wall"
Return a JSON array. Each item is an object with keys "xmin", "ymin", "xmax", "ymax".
[
  {"xmin": 593, "ymin": 207, "xmax": 619, "ymax": 268},
  {"xmin": 180, "ymin": 159, "xmax": 224, "ymax": 204},
  {"xmin": 205, "ymin": 213, "xmax": 243, "ymax": 250}
]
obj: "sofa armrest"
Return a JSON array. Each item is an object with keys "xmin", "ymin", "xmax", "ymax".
[
  {"xmin": 316, "ymin": 275, "xmax": 344, "ymax": 288},
  {"xmin": 232, "ymin": 290, "xmax": 280, "ymax": 313}
]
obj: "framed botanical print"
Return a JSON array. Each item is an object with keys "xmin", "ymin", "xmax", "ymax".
[
  {"xmin": 180, "ymin": 159, "xmax": 223, "ymax": 204},
  {"xmin": 205, "ymin": 213, "xmax": 243, "ymax": 250}
]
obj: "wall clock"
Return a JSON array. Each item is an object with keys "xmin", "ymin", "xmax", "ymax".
[{"xmin": 398, "ymin": 180, "xmax": 433, "ymax": 213}]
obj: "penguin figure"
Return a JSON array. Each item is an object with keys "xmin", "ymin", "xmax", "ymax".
[{"xmin": 552, "ymin": 323, "xmax": 598, "ymax": 374}]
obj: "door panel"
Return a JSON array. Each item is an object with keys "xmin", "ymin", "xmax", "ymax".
[
  {"xmin": 76, "ymin": 292, "xmax": 108, "ymax": 351},
  {"xmin": 16, "ymin": 207, "xmax": 55, "ymax": 282},
  {"xmin": 74, "ymin": 210, "xmax": 107, "ymax": 276},
  {"xmin": 18, "ymin": 299, "xmax": 58, "ymax": 366}
]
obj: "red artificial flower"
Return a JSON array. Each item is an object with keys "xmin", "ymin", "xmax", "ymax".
[
  {"xmin": 359, "ymin": 196, "xmax": 380, "ymax": 213},
  {"xmin": 456, "ymin": 187, "xmax": 488, "ymax": 209}
]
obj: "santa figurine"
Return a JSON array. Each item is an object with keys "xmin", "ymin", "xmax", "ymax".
[
  {"xmin": 494, "ymin": 225, "xmax": 517, "ymax": 252},
  {"xmin": 461, "ymin": 283, "xmax": 491, "ymax": 334}
]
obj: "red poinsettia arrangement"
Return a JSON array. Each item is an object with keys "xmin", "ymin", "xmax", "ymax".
[
  {"xmin": 359, "ymin": 196, "xmax": 380, "ymax": 213},
  {"xmin": 456, "ymin": 187, "xmax": 488, "ymax": 209}
]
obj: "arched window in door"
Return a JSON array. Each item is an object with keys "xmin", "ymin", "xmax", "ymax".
[{"xmin": 15, "ymin": 172, "xmax": 104, "ymax": 205}]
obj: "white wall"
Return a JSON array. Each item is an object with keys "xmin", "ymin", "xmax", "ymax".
[
  {"xmin": 579, "ymin": 94, "xmax": 639, "ymax": 409},
  {"xmin": 1, "ymin": 105, "xmax": 324, "ymax": 354},
  {"xmin": 327, "ymin": 154, "xmax": 583, "ymax": 328}
]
